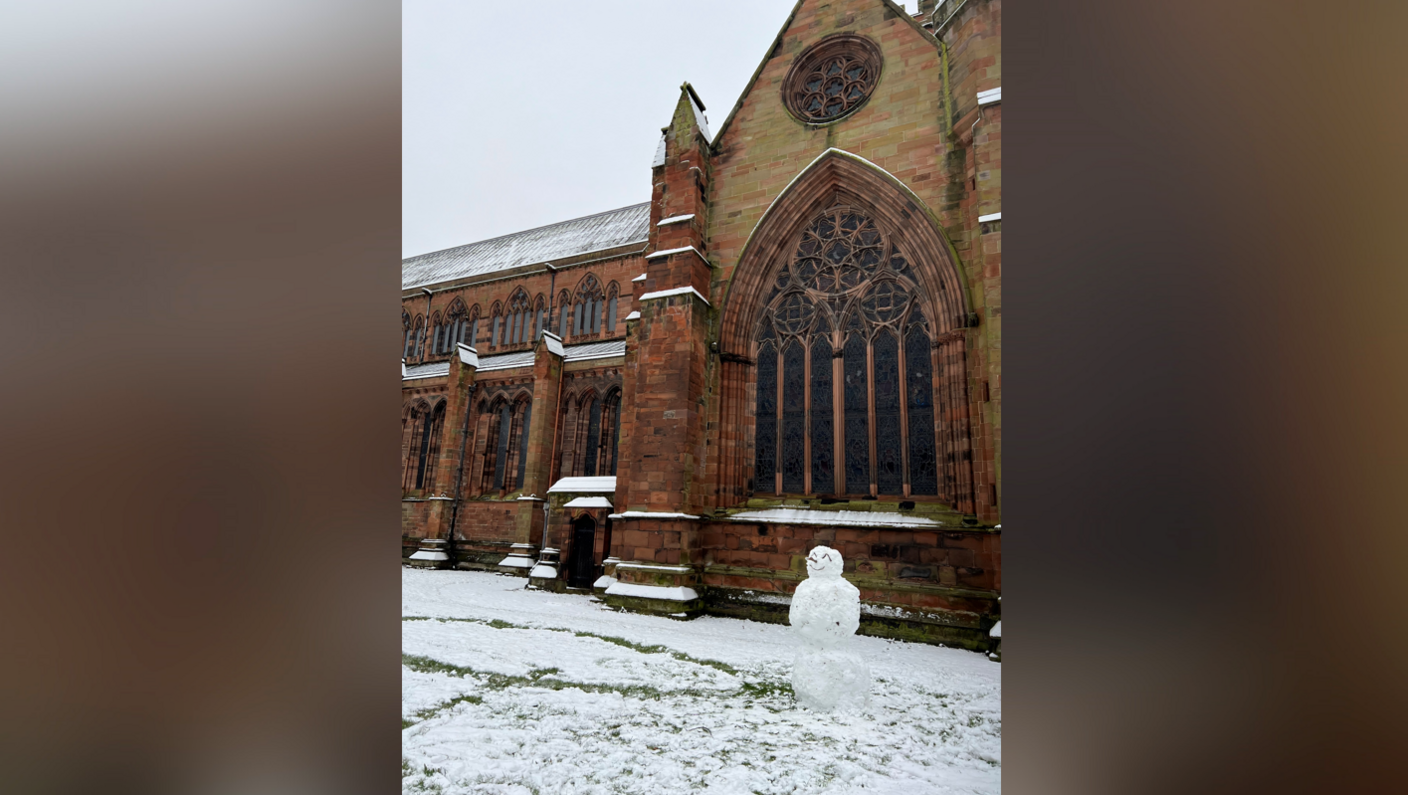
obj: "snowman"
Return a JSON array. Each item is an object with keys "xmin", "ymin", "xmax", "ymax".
[{"xmin": 788, "ymin": 545, "xmax": 871, "ymax": 711}]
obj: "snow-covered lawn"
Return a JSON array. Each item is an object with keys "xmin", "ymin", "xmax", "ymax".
[{"xmin": 402, "ymin": 569, "xmax": 1000, "ymax": 795}]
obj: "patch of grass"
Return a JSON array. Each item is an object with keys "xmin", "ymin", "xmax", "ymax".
[{"xmin": 402, "ymin": 614, "xmax": 744, "ymax": 676}]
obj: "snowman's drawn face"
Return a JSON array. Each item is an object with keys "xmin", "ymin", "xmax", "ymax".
[{"xmin": 805, "ymin": 545, "xmax": 842, "ymax": 578}]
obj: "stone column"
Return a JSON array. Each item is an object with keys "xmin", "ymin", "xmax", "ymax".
[{"xmin": 606, "ymin": 85, "xmax": 714, "ymax": 616}]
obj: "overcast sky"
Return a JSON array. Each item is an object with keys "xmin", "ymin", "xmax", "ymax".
[{"xmin": 403, "ymin": 1, "xmax": 916, "ymax": 258}]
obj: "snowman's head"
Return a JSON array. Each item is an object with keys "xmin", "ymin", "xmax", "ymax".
[{"xmin": 805, "ymin": 545, "xmax": 843, "ymax": 578}]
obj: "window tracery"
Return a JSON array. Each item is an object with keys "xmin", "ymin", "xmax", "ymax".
[
  {"xmin": 403, "ymin": 400, "xmax": 445, "ymax": 492},
  {"xmin": 754, "ymin": 206, "xmax": 938, "ymax": 498},
  {"xmin": 783, "ymin": 34, "xmax": 883, "ymax": 124},
  {"xmin": 507, "ymin": 290, "xmax": 531, "ymax": 346},
  {"xmin": 573, "ymin": 275, "xmax": 604, "ymax": 337}
]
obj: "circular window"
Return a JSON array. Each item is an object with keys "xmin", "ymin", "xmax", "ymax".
[{"xmin": 782, "ymin": 34, "xmax": 883, "ymax": 124}]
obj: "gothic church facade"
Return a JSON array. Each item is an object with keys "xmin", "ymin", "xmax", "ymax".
[{"xmin": 403, "ymin": 0, "xmax": 1001, "ymax": 650}]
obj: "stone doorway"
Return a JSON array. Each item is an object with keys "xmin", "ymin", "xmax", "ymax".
[{"xmin": 568, "ymin": 515, "xmax": 596, "ymax": 588}]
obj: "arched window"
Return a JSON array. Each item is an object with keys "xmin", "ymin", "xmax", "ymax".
[
  {"xmin": 408, "ymin": 315, "xmax": 425, "ymax": 360},
  {"xmin": 429, "ymin": 312, "xmax": 444, "ymax": 355},
  {"xmin": 533, "ymin": 295, "xmax": 546, "ymax": 342},
  {"xmin": 491, "ymin": 401, "xmax": 511, "ymax": 490},
  {"xmin": 513, "ymin": 397, "xmax": 532, "ymax": 490},
  {"xmin": 600, "ymin": 388, "xmax": 623, "ymax": 476},
  {"xmin": 444, "ymin": 299, "xmax": 468, "ymax": 351},
  {"xmin": 490, "ymin": 302, "xmax": 503, "ymax": 348},
  {"xmin": 468, "ymin": 305, "xmax": 480, "ymax": 349},
  {"xmin": 605, "ymin": 283, "xmax": 619, "ymax": 335},
  {"xmin": 753, "ymin": 207, "xmax": 938, "ymax": 498},
  {"xmin": 401, "ymin": 311, "xmax": 412, "ymax": 359},
  {"xmin": 578, "ymin": 393, "xmax": 603, "ymax": 477},
  {"xmin": 573, "ymin": 275, "xmax": 604, "ymax": 337},
  {"xmin": 557, "ymin": 290, "xmax": 571, "ymax": 339},
  {"xmin": 403, "ymin": 400, "xmax": 446, "ymax": 492},
  {"xmin": 507, "ymin": 289, "xmax": 531, "ymax": 346}
]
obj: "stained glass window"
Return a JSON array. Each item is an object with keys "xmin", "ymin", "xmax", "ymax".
[
  {"xmin": 782, "ymin": 340, "xmax": 807, "ymax": 493},
  {"xmin": 582, "ymin": 396, "xmax": 602, "ymax": 477},
  {"xmin": 906, "ymin": 323, "xmax": 938, "ymax": 495},
  {"xmin": 755, "ymin": 340, "xmax": 777, "ymax": 493},
  {"xmin": 753, "ymin": 206, "xmax": 941, "ymax": 499},
  {"xmin": 810, "ymin": 335, "xmax": 834, "ymax": 493},
  {"xmin": 873, "ymin": 330, "xmax": 903, "ymax": 495},
  {"xmin": 493, "ymin": 403, "xmax": 511, "ymax": 491},
  {"xmin": 842, "ymin": 333, "xmax": 870, "ymax": 494},
  {"xmin": 784, "ymin": 35, "xmax": 882, "ymax": 123},
  {"xmin": 515, "ymin": 403, "xmax": 532, "ymax": 491}
]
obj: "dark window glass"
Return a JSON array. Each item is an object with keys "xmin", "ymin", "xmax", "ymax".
[
  {"xmin": 492, "ymin": 316, "xmax": 501, "ymax": 347},
  {"xmin": 906, "ymin": 325, "xmax": 938, "ymax": 495},
  {"xmin": 609, "ymin": 395, "xmax": 622, "ymax": 476},
  {"xmin": 515, "ymin": 403, "xmax": 532, "ymax": 491},
  {"xmin": 403, "ymin": 329, "xmax": 412, "ymax": 359},
  {"xmin": 470, "ymin": 319, "xmax": 478, "ymax": 348},
  {"xmin": 559, "ymin": 304, "xmax": 568, "ymax": 338},
  {"xmin": 782, "ymin": 340, "xmax": 806, "ymax": 493},
  {"xmin": 493, "ymin": 404, "xmax": 511, "ymax": 491},
  {"xmin": 843, "ymin": 334, "xmax": 869, "ymax": 494},
  {"xmin": 535, "ymin": 307, "xmax": 544, "ymax": 340},
  {"xmin": 810, "ymin": 335, "xmax": 834, "ymax": 493},
  {"xmin": 574, "ymin": 303, "xmax": 583, "ymax": 335},
  {"xmin": 874, "ymin": 330, "xmax": 903, "ymax": 495},
  {"xmin": 607, "ymin": 295, "xmax": 617, "ymax": 332},
  {"xmin": 415, "ymin": 410, "xmax": 433, "ymax": 488},
  {"xmin": 755, "ymin": 341, "xmax": 777, "ymax": 493},
  {"xmin": 583, "ymin": 397, "xmax": 602, "ymax": 477}
]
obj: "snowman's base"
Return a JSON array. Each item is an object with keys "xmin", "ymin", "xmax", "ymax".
[{"xmin": 792, "ymin": 647, "xmax": 872, "ymax": 712}]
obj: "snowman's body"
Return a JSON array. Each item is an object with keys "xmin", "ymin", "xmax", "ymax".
[{"xmin": 788, "ymin": 545, "xmax": 871, "ymax": 711}]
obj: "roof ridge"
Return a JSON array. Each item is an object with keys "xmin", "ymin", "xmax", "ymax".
[{"xmin": 403, "ymin": 201, "xmax": 650, "ymax": 263}]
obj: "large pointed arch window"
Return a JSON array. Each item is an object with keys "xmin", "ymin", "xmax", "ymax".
[{"xmin": 753, "ymin": 207, "xmax": 939, "ymax": 498}]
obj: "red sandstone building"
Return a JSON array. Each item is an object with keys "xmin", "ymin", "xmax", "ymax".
[{"xmin": 402, "ymin": 0, "xmax": 1001, "ymax": 651}]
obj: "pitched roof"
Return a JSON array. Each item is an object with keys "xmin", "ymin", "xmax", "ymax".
[{"xmin": 402, "ymin": 203, "xmax": 651, "ymax": 290}]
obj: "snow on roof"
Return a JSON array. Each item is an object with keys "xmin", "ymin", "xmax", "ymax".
[
  {"xmin": 651, "ymin": 133, "xmax": 667, "ymax": 168},
  {"xmin": 563, "ymin": 496, "xmax": 613, "ymax": 509},
  {"xmin": 726, "ymin": 508, "xmax": 943, "ymax": 529},
  {"xmin": 472, "ymin": 339, "xmax": 626, "ymax": 373},
  {"xmin": 638, "ymin": 286, "xmax": 711, "ymax": 306},
  {"xmin": 565, "ymin": 339, "xmax": 627, "ymax": 362},
  {"xmin": 475, "ymin": 351, "xmax": 535, "ymax": 372},
  {"xmin": 402, "ymin": 202, "xmax": 650, "ymax": 290},
  {"xmin": 548, "ymin": 476, "xmax": 617, "ymax": 493},
  {"xmin": 687, "ymin": 89, "xmax": 712, "ymax": 143},
  {"xmin": 403, "ymin": 362, "xmax": 450, "ymax": 381}
]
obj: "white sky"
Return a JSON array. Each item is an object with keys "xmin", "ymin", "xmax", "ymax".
[{"xmin": 403, "ymin": 1, "xmax": 916, "ymax": 258}]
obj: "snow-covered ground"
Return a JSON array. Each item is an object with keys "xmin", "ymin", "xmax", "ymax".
[{"xmin": 402, "ymin": 569, "xmax": 1000, "ymax": 795}]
